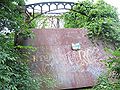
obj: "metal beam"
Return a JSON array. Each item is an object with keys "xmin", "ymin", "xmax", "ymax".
[{"xmin": 25, "ymin": 2, "xmax": 75, "ymax": 23}]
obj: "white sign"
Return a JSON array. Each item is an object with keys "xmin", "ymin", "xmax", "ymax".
[{"xmin": 71, "ymin": 43, "xmax": 81, "ymax": 51}]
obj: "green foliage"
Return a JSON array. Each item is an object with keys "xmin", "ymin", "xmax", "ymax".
[
  {"xmin": 105, "ymin": 48, "xmax": 120, "ymax": 78},
  {"xmin": 93, "ymin": 75, "xmax": 115, "ymax": 90},
  {"xmin": 63, "ymin": 0, "xmax": 120, "ymax": 47},
  {"xmin": 32, "ymin": 15, "xmax": 48, "ymax": 29},
  {"xmin": 0, "ymin": 36, "xmax": 39, "ymax": 90},
  {"xmin": 93, "ymin": 48, "xmax": 120, "ymax": 90},
  {"xmin": 0, "ymin": 0, "xmax": 41, "ymax": 90},
  {"xmin": 32, "ymin": 74, "xmax": 56, "ymax": 90},
  {"xmin": 31, "ymin": 15, "xmax": 62, "ymax": 29}
]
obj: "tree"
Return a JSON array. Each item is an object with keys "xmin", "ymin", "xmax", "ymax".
[
  {"xmin": 0, "ymin": 0, "xmax": 39, "ymax": 90},
  {"xmin": 64, "ymin": 0, "xmax": 120, "ymax": 47}
]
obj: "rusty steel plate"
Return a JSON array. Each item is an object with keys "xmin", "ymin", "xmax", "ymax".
[{"xmin": 25, "ymin": 29, "xmax": 107, "ymax": 89}]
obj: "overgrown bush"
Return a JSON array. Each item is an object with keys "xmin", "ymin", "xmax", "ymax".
[
  {"xmin": 63, "ymin": 0, "xmax": 120, "ymax": 47},
  {"xmin": 0, "ymin": 0, "xmax": 40, "ymax": 90},
  {"xmin": 93, "ymin": 48, "xmax": 120, "ymax": 90}
]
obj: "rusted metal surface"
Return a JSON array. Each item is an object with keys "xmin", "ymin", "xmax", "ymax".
[{"xmin": 26, "ymin": 29, "xmax": 107, "ymax": 89}]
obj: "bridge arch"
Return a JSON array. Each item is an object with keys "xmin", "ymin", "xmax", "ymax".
[{"xmin": 25, "ymin": 2, "xmax": 75, "ymax": 23}]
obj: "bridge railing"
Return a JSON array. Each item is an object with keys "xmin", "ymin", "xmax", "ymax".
[{"xmin": 25, "ymin": 2, "xmax": 75, "ymax": 25}]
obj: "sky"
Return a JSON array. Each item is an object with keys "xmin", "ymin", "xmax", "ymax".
[{"xmin": 25, "ymin": 0, "xmax": 120, "ymax": 16}]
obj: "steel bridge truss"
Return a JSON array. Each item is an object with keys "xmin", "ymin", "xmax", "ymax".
[{"xmin": 25, "ymin": 2, "xmax": 75, "ymax": 22}]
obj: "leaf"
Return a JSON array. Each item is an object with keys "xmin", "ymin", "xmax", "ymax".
[{"xmin": 112, "ymin": 50, "xmax": 120, "ymax": 57}]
